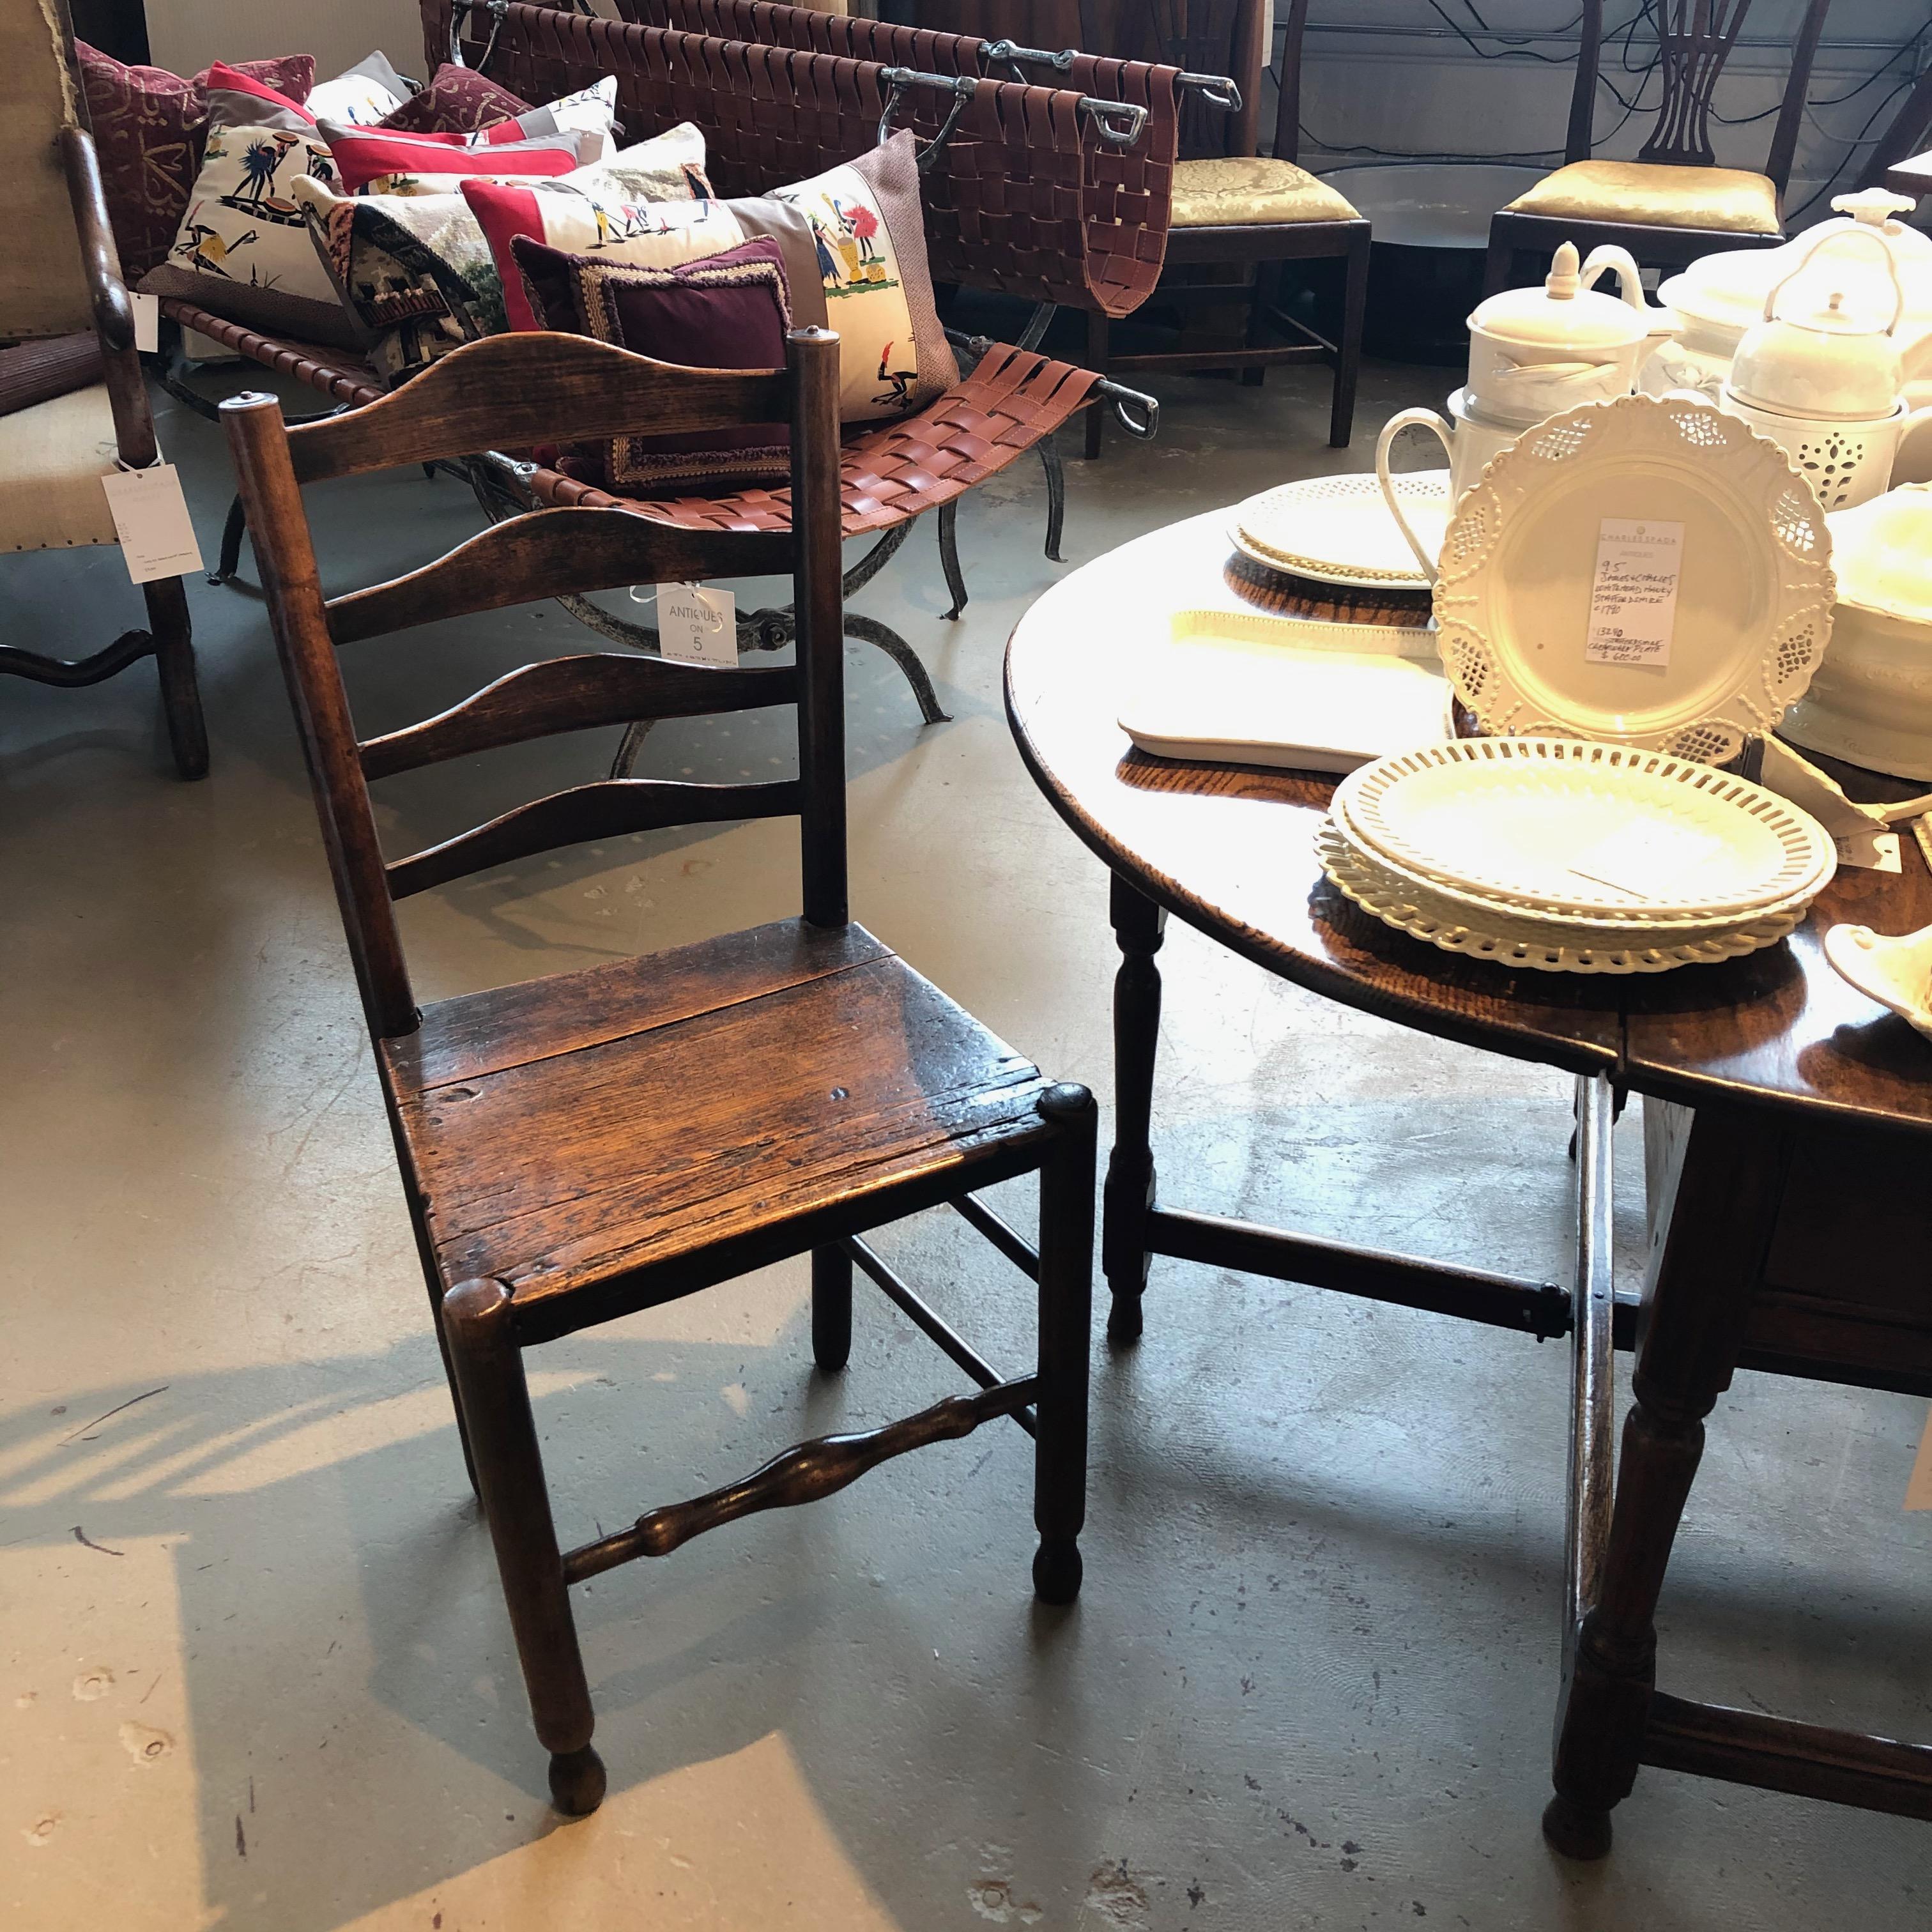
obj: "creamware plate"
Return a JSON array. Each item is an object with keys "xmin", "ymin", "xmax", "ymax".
[{"xmin": 1230, "ymin": 471, "xmax": 1451, "ymax": 589}]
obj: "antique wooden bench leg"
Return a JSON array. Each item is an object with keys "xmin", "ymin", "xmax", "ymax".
[
  {"xmin": 443, "ymin": 1276, "xmax": 605, "ymax": 1818},
  {"xmin": 812, "ymin": 1245, "xmax": 853, "ymax": 1372},
  {"xmin": 1033, "ymin": 1083, "xmax": 1096, "ymax": 1604},
  {"xmin": 142, "ymin": 574, "xmax": 208, "ymax": 779},
  {"xmin": 1101, "ymin": 875, "xmax": 1167, "ymax": 1345},
  {"xmin": 1544, "ymin": 1105, "xmax": 1782, "ymax": 1858}
]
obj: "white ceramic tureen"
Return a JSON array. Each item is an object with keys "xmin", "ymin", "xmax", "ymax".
[{"xmin": 1782, "ymin": 482, "xmax": 1932, "ymax": 779}]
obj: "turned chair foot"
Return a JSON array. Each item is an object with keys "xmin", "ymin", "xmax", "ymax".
[
  {"xmin": 1105, "ymin": 1292, "xmax": 1144, "ymax": 1347},
  {"xmin": 549, "ymin": 1744, "xmax": 608, "ymax": 1816},
  {"xmin": 1541, "ymin": 1791, "xmax": 1612, "ymax": 1860},
  {"xmin": 1032, "ymin": 1537, "xmax": 1083, "ymax": 1605}
]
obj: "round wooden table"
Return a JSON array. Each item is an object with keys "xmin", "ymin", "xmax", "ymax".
[{"xmin": 1004, "ymin": 507, "xmax": 1932, "ymax": 1856}]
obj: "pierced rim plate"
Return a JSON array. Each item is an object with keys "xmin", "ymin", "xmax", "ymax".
[
  {"xmin": 1333, "ymin": 738, "xmax": 1837, "ymax": 920},
  {"xmin": 1231, "ymin": 472, "xmax": 1451, "ymax": 589},
  {"xmin": 1316, "ymin": 822, "xmax": 1807, "ymax": 976},
  {"xmin": 1432, "ymin": 395, "xmax": 1836, "ymax": 765}
]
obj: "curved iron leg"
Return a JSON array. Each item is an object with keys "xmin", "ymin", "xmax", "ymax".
[
  {"xmin": 843, "ymin": 613, "xmax": 949, "ymax": 724},
  {"xmin": 938, "ymin": 500, "xmax": 967, "ymax": 621},
  {"xmin": 211, "ymin": 494, "xmax": 247, "ymax": 585},
  {"xmin": 1039, "ymin": 433, "xmax": 1066, "ymax": 563}
]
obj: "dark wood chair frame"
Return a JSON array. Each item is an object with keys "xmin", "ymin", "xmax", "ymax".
[
  {"xmin": 1483, "ymin": 0, "xmax": 1836, "ymax": 296},
  {"xmin": 2, "ymin": 121, "xmax": 207, "ymax": 779},
  {"xmin": 1061, "ymin": 0, "xmax": 1370, "ymax": 455},
  {"xmin": 221, "ymin": 325, "xmax": 1096, "ymax": 1815}
]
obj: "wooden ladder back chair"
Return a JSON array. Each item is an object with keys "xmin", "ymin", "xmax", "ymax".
[
  {"xmin": 1485, "ymin": 0, "xmax": 1836, "ymax": 293},
  {"xmin": 220, "ymin": 326, "xmax": 1095, "ymax": 1817},
  {"xmin": 0, "ymin": 0, "xmax": 205, "ymax": 777}
]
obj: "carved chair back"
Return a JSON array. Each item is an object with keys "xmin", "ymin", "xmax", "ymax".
[
  {"xmin": 220, "ymin": 327, "xmax": 847, "ymax": 1045},
  {"xmin": 1565, "ymin": 0, "xmax": 1833, "ymax": 192}
]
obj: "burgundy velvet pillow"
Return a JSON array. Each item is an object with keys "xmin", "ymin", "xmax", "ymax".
[
  {"xmin": 510, "ymin": 234, "xmax": 795, "ymax": 496},
  {"xmin": 77, "ymin": 44, "xmax": 316, "ymax": 280},
  {"xmin": 0, "ymin": 336, "xmax": 103, "ymax": 419},
  {"xmin": 377, "ymin": 63, "xmax": 531, "ymax": 135}
]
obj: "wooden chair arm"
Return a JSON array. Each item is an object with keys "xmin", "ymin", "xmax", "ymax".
[{"xmin": 58, "ymin": 123, "xmax": 158, "ymax": 468}]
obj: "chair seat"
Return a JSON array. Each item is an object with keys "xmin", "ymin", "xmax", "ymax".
[
  {"xmin": 1503, "ymin": 159, "xmax": 1781, "ymax": 236},
  {"xmin": 382, "ymin": 918, "xmax": 1053, "ymax": 1324},
  {"xmin": 1171, "ymin": 156, "xmax": 1361, "ymax": 228},
  {"xmin": 0, "ymin": 380, "xmax": 122, "ymax": 552}
]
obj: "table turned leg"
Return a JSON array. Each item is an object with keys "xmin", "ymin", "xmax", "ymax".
[
  {"xmin": 1102, "ymin": 875, "xmax": 1167, "ymax": 1345},
  {"xmin": 1545, "ymin": 1105, "xmax": 1785, "ymax": 1859}
]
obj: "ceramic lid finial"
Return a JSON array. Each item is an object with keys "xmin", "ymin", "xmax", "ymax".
[
  {"xmin": 1546, "ymin": 240, "xmax": 1582, "ymax": 301},
  {"xmin": 1832, "ymin": 187, "xmax": 1917, "ymax": 233}
]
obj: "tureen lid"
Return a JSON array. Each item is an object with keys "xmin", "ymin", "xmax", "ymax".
[
  {"xmin": 1467, "ymin": 240, "xmax": 1651, "ymax": 349},
  {"xmin": 1828, "ymin": 482, "xmax": 1932, "ymax": 622}
]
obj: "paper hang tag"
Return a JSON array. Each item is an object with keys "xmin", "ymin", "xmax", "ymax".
[
  {"xmin": 100, "ymin": 463, "xmax": 203, "ymax": 585},
  {"xmin": 1584, "ymin": 518, "xmax": 1685, "ymax": 668},
  {"xmin": 1835, "ymin": 827, "xmax": 1903, "ymax": 873},
  {"xmin": 130, "ymin": 291, "xmax": 160, "ymax": 355},
  {"xmin": 657, "ymin": 582, "xmax": 738, "ymax": 668}
]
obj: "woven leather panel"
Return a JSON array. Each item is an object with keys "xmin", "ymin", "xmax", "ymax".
[
  {"xmin": 525, "ymin": 342, "xmax": 1100, "ymax": 533},
  {"xmin": 422, "ymin": 0, "xmax": 1176, "ymax": 316},
  {"xmin": 162, "ymin": 299, "xmax": 1097, "ymax": 539}
]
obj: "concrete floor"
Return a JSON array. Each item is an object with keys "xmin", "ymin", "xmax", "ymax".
[{"xmin": 3, "ymin": 341, "xmax": 1929, "ymax": 1932}]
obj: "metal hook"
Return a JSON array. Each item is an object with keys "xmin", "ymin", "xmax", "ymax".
[
  {"xmin": 1078, "ymin": 98, "xmax": 1150, "ymax": 146},
  {"xmin": 981, "ymin": 38, "xmax": 1078, "ymax": 85},
  {"xmin": 1101, "ymin": 379, "xmax": 1159, "ymax": 440},
  {"xmin": 448, "ymin": 0, "xmax": 509, "ymax": 73},
  {"xmin": 877, "ymin": 70, "xmax": 978, "ymax": 172},
  {"xmin": 1177, "ymin": 70, "xmax": 1243, "ymax": 112}
]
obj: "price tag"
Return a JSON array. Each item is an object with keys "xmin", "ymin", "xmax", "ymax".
[
  {"xmin": 1584, "ymin": 518, "xmax": 1685, "ymax": 668},
  {"xmin": 130, "ymin": 291, "xmax": 160, "ymax": 354},
  {"xmin": 657, "ymin": 582, "xmax": 737, "ymax": 668},
  {"xmin": 100, "ymin": 463, "xmax": 203, "ymax": 583},
  {"xmin": 1835, "ymin": 827, "xmax": 1902, "ymax": 872}
]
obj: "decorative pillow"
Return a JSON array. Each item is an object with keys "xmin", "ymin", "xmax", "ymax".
[
  {"xmin": 377, "ymin": 63, "xmax": 530, "ymax": 136},
  {"xmin": 306, "ymin": 52, "xmax": 414, "ymax": 127},
  {"xmin": 769, "ymin": 131, "xmax": 955, "ymax": 422},
  {"xmin": 201, "ymin": 60, "xmax": 318, "ymax": 132},
  {"xmin": 140, "ymin": 125, "xmax": 361, "ymax": 348},
  {"xmin": 385, "ymin": 77, "xmax": 619, "ymax": 158},
  {"xmin": 76, "ymin": 43, "xmax": 315, "ymax": 279},
  {"xmin": 319, "ymin": 123, "xmax": 599, "ymax": 195},
  {"xmin": 466, "ymin": 179, "xmax": 819, "ymax": 334},
  {"xmin": 512, "ymin": 235, "xmax": 794, "ymax": 493},
  {"xmin": 295, "ymin": 129, "xmax": 715, "ymax": 383}
]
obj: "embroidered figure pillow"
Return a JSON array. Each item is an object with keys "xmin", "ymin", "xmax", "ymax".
[
  {"xmin": 306, "ymin": 52, "xmax": 413, "ymax": 127},
  {"xmin": 770, "ymin": 130, "xmax": 955, "ymax": 422},
  {"xmin": 141, "ymin": 125, "xmax": 360, "ymax": 348},
  {"xmin": 512, "ymin": 234, "xmax": 795, "ymax": 493},
  {"xmin": 76, "ymin": 44, "xmax": 316, "ymax": 279}
]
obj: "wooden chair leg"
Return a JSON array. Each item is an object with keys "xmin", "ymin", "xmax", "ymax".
[
  {"xmin": 141, "ymin": 574, "xmax": 208, "ymax": 779},
  {"xmin": 1330, "ymin": 233, "xmax": 1371, "ymax": 450},
  {"xmin": 1481, "ymin": 224, "xmax": 1519, "ymax": 300},
  {"xmin": 1085, "ymin": 312, "xmax": 1110, "ymax": 462},
  {"xmin": 443, "ymin": 1277, "xmax": 604, "ymax": 1817},
  {"xmin": 1101, "ymin": 875, "xmax": 1166, "ymax": 1344},
  {"xmin": 811, "ymin": 1243, "xmax": 852, "ymax": 1371},
  {"xmin": 1032, "ymin": 1083, "xmax": 1095, "ymax": 1605},
  {"xmin": 1241, "ymin": 263, "xmax": 1273, "ymax": 388}
]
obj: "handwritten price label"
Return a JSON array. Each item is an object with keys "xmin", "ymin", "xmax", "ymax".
[{"xmin": 1584, "ymin": 518, "xmax": 1684, "ymax": 668}]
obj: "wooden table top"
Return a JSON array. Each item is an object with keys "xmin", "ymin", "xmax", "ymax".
[{"xmin": 1005, "ymin": 510, "xmax": 1932, "ymax": 1135}]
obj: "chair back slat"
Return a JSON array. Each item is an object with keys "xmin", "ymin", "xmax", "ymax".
[
  {"xmin": 0, "ymin": 0, "xmax": 93, "ymax": 339},
  {"xmin": 222, "ymin": 326, "xmax": 847, "ymax": 1044},
  {"xmin": 360, "ymin": 654, "xmax": 800, "ymax": 780},
  {"xmin": 387, "ymin": 777, "xmax": 802, "ymax": 900},
  {"xmin": 325, "ymin": 509, "xmax": 794, "ymax": 645},
  {"xmin": 286, "ymin": 333, "xmax": 790, "ymax": 484}
]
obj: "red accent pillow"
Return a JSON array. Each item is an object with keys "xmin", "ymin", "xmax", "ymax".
[
  {"xmin": 77, "ymin": 44, "xmax": 316, "ymax": 280},
  {"xmin": 376, "ymin": 64, "xmax": 530, "ymax": 136},
  {"xmin": 325, "ymin": 128, "xmax": 589, "ymax": 195}
]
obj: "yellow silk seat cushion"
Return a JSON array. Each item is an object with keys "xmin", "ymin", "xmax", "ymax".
[
  {"xmin": 0, "ymin": 383, "xmax": 123, "ymax": 553},
  {"xmin": 1503, "ymin": 159, "xmax": 1781, "ymax": 235},
  {"xmin": 1172, "ymin": 156, "xmax": 1361, "ymax": 228}
]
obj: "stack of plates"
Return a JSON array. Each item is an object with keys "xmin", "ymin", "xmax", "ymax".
[{"xmin": 1321, "ymin": 738, "xmax": 1837, "ymax": 974}]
